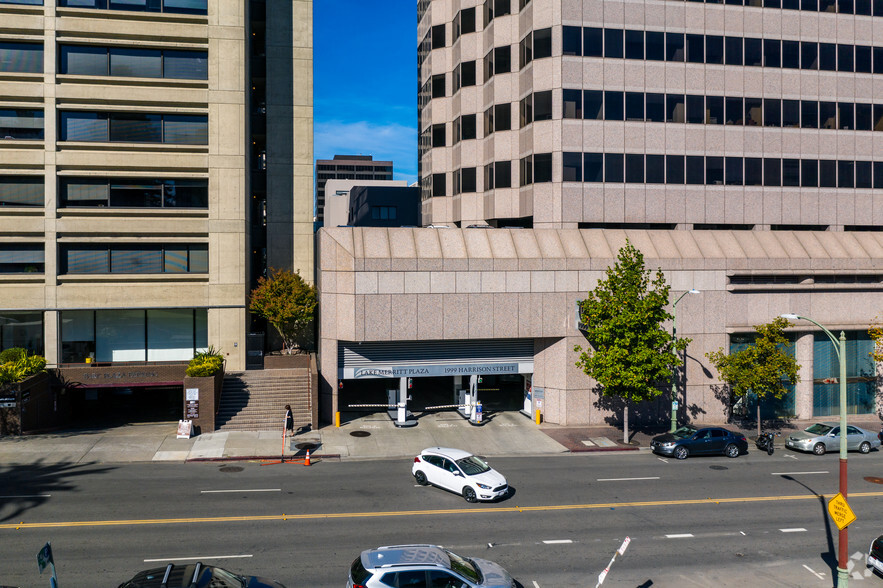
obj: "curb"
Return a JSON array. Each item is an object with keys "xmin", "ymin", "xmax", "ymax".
[
  {"xmin": 186, "ymin": 454, "xmax": 341, "ymax": 463},
  {"xmin": 568, "ymin": 445, "xmax": 641, "ymax": 453}
]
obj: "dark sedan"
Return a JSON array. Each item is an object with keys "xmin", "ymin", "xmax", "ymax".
[{"xmin": 651, "ymin": 426, "xmax": 749, "ymax": 460}]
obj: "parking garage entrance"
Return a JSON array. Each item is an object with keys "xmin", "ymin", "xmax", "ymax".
[
  {"xmin": 68, "ymin": 384, "xmax": 183, "ymax": 427},
  {"xmin": 337, "ymin": 339, "xmax": 534, "ymax": 425}
]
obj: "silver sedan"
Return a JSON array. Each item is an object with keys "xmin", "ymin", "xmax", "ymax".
[{"xmin": 785, "ymin": 422, "xmax": 881, "ymax": 455}]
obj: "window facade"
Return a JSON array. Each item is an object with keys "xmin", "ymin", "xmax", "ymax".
[
  {"xmin": 60, "ymin": 243, "xmax": 208, "ymax": 274},
  {"xmin": 0, "ymin": 176, "xmax": 43, "ymax": 206},
  {"xmin": 59, "ymin": 178, "xmax": 208, "ymax": 208},
  {"xmin": 57, "ymin": 0, "xmax": 207, "ymax": 15},
  {"xmin": 0, "ymin": 109, "xmax": 44, "ymax": 140},
  {"xmin": 0, "ymin": 42, "xmax": 43, "ymax": 73},
  {"xmin": 0, "ymin": 243, "xmax": 44, "ymax": 273},
  {"xmin": 59, "ymin": 112, "xmax": 208, "ymax": 144},
  {"xmin": 813, "ymin": 331, "xmax": 875, "ymax": 416},
  {"xmin": 0, "ymin": 311, "xmax": 43, "ymax": 356},
  {"xmin": 59, "ymin": 45, "xmax": 208, "ymax": 79}
]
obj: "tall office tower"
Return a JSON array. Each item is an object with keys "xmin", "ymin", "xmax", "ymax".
[
  {"xmin": 0, "ymin": 0, "xmax": 312, "ymax": 375},
  {"xmin": 315, "ymin": 155, "xmax": 393, "ymax": 226},
  {"xmin": 418, "ymin": 0, "xmax": 883, "ymax": 230}
]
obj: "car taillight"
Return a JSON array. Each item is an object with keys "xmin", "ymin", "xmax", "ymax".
[{"xmin": 740, "ymin": 436, "xmax": 747, "ymax": 441}]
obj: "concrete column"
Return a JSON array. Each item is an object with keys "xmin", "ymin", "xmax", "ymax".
[{"xmin": 794, "ymin": 332, "xmax": 815, "ymax": 419}]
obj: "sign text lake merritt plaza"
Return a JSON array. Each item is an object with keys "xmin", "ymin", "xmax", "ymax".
[{"xmin": 354, "ymin": 363, "xmax": 519, "ymax": 379}]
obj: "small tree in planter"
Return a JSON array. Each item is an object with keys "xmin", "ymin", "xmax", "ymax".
[{"xmin": 249, "ymin": 268, "xmax": 317, "ymax": 354}]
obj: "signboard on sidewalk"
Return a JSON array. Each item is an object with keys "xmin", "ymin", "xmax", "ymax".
[{"xmin": 177, "ymin": 419, "xmax": 193, "ymax": 439}]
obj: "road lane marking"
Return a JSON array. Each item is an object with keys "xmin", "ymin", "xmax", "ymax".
[
  {"xmin": 771, "ymin": 471, "xmax": 828, "ymax": 475},
  {"xmin": 780, "ymin": 528, "xmax": 807, "ymax": 533},
  {"xmin": 200, "ymin": 489, "xmax": 281, "ymax": 494},
  {"xmin": 0, "ymin": 494, "xmax": 50, "ymax": 498},
  {"xmin": 542, "ymin": 539, "xmax": 572, "ymax": 544},
  {"xmin": 803, "ymin": 564, "xmax": 825, "ymax": 580},
  {"xmin": 5, "ymin": 491, "xmax": 883, "ymax": 530},
  {"xmin": 145, "ymin": 554, "xmax": 252, "ymax": 562},
  {"xmin": 596, "ymin": 477, "xmax": 660, "ymax": 481},
  {"xmin": 784, "ymin": 454, "xmax": 799, "ymax": 460},
  {"xmin": 532, "ymin": 582, "xmax": 540, "ymax": 588},
  {"xmin": 666, "ymin": 534, "xmax": 694, "ymax": 538}
]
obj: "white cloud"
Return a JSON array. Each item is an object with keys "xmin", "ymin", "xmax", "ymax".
[{"xmin": 314, "ymin": 120, "xmax": 417, "ymax": 185}]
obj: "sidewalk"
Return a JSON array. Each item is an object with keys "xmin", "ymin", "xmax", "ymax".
[{"xmin": 0, "ymin": 411, "xmax": 879, "ymax": 466}]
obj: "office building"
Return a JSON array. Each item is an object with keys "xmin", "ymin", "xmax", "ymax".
[{"xmin": 315, "ymin": 155, "xmax": 393, "ymax": 225}]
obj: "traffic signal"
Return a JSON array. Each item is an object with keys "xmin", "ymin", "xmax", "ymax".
[
  {"xmin": 477, "ymin": 376, "xmax": 482, "ymax": 383},
  {"xmin": 407, "ymin": 377, "xmax": 413, "ymax": 389}
]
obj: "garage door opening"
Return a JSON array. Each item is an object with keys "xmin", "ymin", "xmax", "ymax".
[{"xmin": 68, "ymin": 385, "xmax": 182, "ymax": 428}]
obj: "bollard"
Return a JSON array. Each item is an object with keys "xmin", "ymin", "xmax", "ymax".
[
  {"xmin": 535, "ymin": 409, "xmax": 542, "ymax": 425},
  {"xmin": 335, "ymin": 411, "xmax": 340, "ymax": 428}
]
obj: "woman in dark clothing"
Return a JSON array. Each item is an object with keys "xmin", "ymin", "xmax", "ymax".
[{"xmin": 284, "ymin": 404, "xmax": 294, "ymax": 434}]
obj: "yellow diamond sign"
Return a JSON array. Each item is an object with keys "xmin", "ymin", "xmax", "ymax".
[{"xmin": 827, "ymin": 493, "xmax": 856, "ymax": 530}]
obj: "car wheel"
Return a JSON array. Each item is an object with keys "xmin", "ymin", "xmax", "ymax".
[
  {"xmin": 462, "ymin": 486, "xmax": 477, "ymax": 503},
  {"xmin": 674, "ymin": 446, "xmax": 689, "ymax": 460},
  {"xmin": 725, "ymin": 444, "xmax": 740, "ymax": 458},
  {"xmin": 813, "ymin": 442, "xmax": 826, "ymax": 456},
  {"xmin": 414, "ymin": 470, "xmax": 428, "ymax": 485},
  {"xmin": 860, "ymin": 441, "xmax": 871, "ymax": 454}
]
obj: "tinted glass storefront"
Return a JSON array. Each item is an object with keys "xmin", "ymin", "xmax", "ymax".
[
  {"xmin": 813, "ymin": 331, "xmax": 875, "ymax": 416},
  {"xmin": 0, "ymin": 311, "xmax": 43, "ymax": 355},
  {"xmin": 729, "ymin": 332, "xmax": 797, "ymax": 419}
]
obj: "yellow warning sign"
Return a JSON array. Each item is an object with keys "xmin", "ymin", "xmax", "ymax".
[{"xmin": 827, "ymin": 493, "xmax": 856, "ymax": 530}]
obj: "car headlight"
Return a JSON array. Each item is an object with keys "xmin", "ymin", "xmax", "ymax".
[
  {"xmin": 662, "ymin": 442, "xmax": 675, "ymax": 448},
  {"xmin": 476, "ymin": 483, "xmax": 492, "ymax": 489}
]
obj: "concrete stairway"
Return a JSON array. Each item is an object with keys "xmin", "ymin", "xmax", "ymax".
[{"xmin": 216, "ymin": 369, "xmax": 312, "ymax": 431}]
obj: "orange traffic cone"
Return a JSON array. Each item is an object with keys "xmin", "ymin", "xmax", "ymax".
[{"xmin": 303, "ymin": 449, "xmax": 311, "ymax": 466}]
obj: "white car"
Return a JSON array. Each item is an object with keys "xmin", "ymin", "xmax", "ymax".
[{"xmin": 412, "ymin": 447, "xmax": 509, "ymax": 502}]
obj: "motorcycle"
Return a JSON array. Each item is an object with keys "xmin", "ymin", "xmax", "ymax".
[{"xmin": 756, "ymin": 431, "xmax": 779, "ymax": 455}]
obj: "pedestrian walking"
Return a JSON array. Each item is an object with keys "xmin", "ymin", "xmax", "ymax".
[{"xmin": 284, "ymin": 404, "xmax": 294, "ymax": 434}]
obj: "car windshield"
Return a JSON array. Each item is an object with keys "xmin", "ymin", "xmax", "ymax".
[
  {"xmin": 456, "ymin": 455, "xmax": 491, "ymax": 475},
  {"xmin": 806, "ymin": 424, "xmax": 833, "ymax": 435},
  {"xmin": 872, "ymin": 536, "xmax": 883, "ymax": 558},
  {"xmin": 444, "ymin": 549, "xmax": 481, "ymax": 583},
  {"xmin": 208, "ymin": 568, "xmax": 246, "ymax": 588},
  {"xmin": 672, "ymin": 426, "xmax": 697, "ymax": 439}
]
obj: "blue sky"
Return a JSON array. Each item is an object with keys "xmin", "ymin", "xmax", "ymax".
[{"xmin": 314, "ymin": 2, "xmax": 416, "ymax": 185}]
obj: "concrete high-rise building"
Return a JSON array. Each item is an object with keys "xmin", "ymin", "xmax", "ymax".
[
  {"xmin": 0, "ymin": 0, "xmax": 312, "ymax": 411},
  {"xmin": 315, "ymin": 155, "xmax": 393, "ymax": 225},
  {"xmin": 316, "ymin": 0, "xmax": 883, "ymax": 427}
]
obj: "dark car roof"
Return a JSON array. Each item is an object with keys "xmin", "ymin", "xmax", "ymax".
[{"xmin": 117, "ymin": 563, "xmax": 283, "ymax": 588}]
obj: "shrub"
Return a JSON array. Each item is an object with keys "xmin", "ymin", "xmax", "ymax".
[
  {"xmin": 0, "ymin": 354, "xmax": 47, "ymax": 387},
  {"xmin": 0, "ymin": 347, "xmax": 27, "ymax": 364},
  {"xmin": 186, "ymin": 346, "xmax": 224, "ymax": 377}
]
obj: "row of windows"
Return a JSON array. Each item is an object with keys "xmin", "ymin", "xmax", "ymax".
[
  {"xmin": 0, "ymin": 177, "xmax": 208, "ymax": 208},
  {"xmin": 60, "ymin": 45, "xmax": 207, "ymax": 79},
  {"xmin": 430, "ymin": 153, "xmax": 883, "ymax": 195},
  {"xmin": 567, "ymin": 89, "xmax": 883, "ymax": 130},
  {"xmin": 670, "ymin": 0, "xmax": 883, "ymax": 16},
  {"xmin": 0, "ymin": 109, "xmax": 43, "ymax": 140},
  {"xmin": 60, "ymin": 111, "xmax": 207, "ymax": 144},
  {"xmin": 57, "ymin": 0, "xmax": 206, "ymax": 15},
  {"xmin": 565, "ymin": 27, "xmax": 883, "ymax": 74},
  {"xmin": 61, "ymin": 243, "xmax": 208, "ymax": 273},
  {"xmin": 1, "ymin": 42, "xmax": 207, "ymax": 78},
  {"xmin": 0, "ymin": 244, "xmax": 43, "ymax": 273},
  {"xmin": 567, "ymin": 152, "xmax": 883, "ymax": 187}
]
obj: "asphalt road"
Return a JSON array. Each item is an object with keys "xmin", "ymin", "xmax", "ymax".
[{"xmin": 3, "ymin": 449, "xmax": 883, "ymax": 587}]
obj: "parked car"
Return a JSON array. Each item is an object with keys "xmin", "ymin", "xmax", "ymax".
[
  {"xmin": 117, "ymin": 562, "xmax": 286, "ymax": 588},
  {"xmin": 868, "ymin": 535, "xmax": 883, "ymax": 576},
  {"xmin": 785, "ymin": 422, "xmax": 881, "ymax": 455},
  {"xmin": 412, "ymin": 447, "xmax": 508, "ymax": 502},
  {"xmin": 650, "ymin": 426, "xmax": 748, "ymax": 460},
  {"xmin": 348, "ymin": 544, "xmax": 516, "ymax": 588}
]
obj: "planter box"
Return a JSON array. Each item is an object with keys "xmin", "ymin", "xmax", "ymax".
[{"xmin": 264, "ymin": 354, "xmax": 310, "ymax": 369}]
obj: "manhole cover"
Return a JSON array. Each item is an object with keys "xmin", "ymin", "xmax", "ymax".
[
  {"xmin": 294, "ymin": 442, "xmax": 318, "ymax": 450},
  {"xmin": 219, "ymin": 465, "xmax": 243, "ymax": 473},
  {"xmin": 350, "ymin": 431, "xmax": 371, "ymax": 437},
  {"xmin": 865, "ymin": 476, "xmax": 883, "ymax": 485},
  {"xmin": 709, "ymin": 465, "xmax": 728, "ymax": 470}
]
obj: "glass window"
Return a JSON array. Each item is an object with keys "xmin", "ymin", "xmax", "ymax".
[
  {"xmin": 563, "ymin": 89, "xmax": 582, "ymax": 119},
  {"xmin": 164, "ymin": 50, "xmax": 207, "ymax": 79},
  {"xmin": 686, "ymin": 156, "xmax": 704, "ymax": 185},
  {"xmin": 163, "ymin": 115, "xmax": 207, "ymax": 144},
  {"xmin": 686, "ymin": 34, "xmax": 704, "ymax": 63},
  {"xmin": 801, "ymin": 101, "xmax": 818, "ymax": 128},
  {"xmin": 495, "ymin": 103, "xmax": 511, "ymax": 130},
  {"xmin": 764, "ymin": 158, "xmax": 781, "ymax": 186},
  {"xmin": 563, "ymin": 26, "xmax": 581, "ymax": 56},
  {"xmin": 855, "ymin": 46, "xmax": 871, "ymax": 73},
  {"xmin": 61, "ymin": 310, "xmax": 94, "ymax": 363},
  {"xmin": 0, "ymin": 244, "xmax": 44, "ymax": 273},
  {"xmin": 111, "ymin": 246, "xmax": 162, "ymax": 273},
  {"xmin": 706, "ymin": 96, "xmax": 724, "ymax": 124},
  {"xmin": 783, "ymin": 159, "xmax": 800, "ymax": 186},
  {"xmin": 0, "ymin": 110, "xmax": 44, "ymax": 140},
  {"xmin": 764, "ymin": 39, "xmax": 781, "ymax": 68},
  {"xmin": 856, "ymin": 103, "xmax": 872, "ymax": 131},
  {"xmin": 856, "ymin": 160, "xmax": 872, "ymax": 188},
  {"xmin": 605, "ymin": 91, "xmax": 623, "ymax": 120},
  {"xmin": 432, "ymin": 123, "xmax": 445, "ymax": 147},
  {"xmin": 110, "ymin": 113, "xmax": 162, "ymax": 142},
  {"xmin": 745, "ymin": 38, "xmax": 762, "ymax": 66},
  {"xmin": 725, "ymin": 157, "xmax": 743, "ymax": 185},
  {"xmin": 666, "ymin": 32, "xmax": 684, "ymax": 62},
  {"xmin": 838, "ymin": 44, "xmax": 854, "ymax": 73},
  {"xmin": 110, "ymin": 47, "xmax": 161, "ymax": 77},
  {"xmin": 585, "ymin": 90, "xmax": 603, "ymax": 120},
  {"xmin": 164, "ymin": 179, "xmax": 207, "ymax": 208},
  {"xmin": 666, "ymin": 155, "xmax": 685, "ymax": 184},
  {"xmin": 461, "ymin": 7, "xmax": 476, "ymax": 34},
  {"xmin": 820, "ymin": 159, "xmax": 837, "ymax": 187},
  {"xmin": 725, "ymin": 37, "xmax": 743, "ymax": 66},
  {"xmin": 495, "ymin": 160, "xmax": 512, "ymax": 187},
  {"xmin": 783, "ymin": 100, "xmax": 800, "ymax": 127},
  {"xmin": 110, "ymin": 182, "xmax": 162, "ymax": 207},
  {"xmin": 534, "ymin": 153, "xmax": 552, "ymax": 183},
  {"xmin": 667, "ymin": 94, "xmax": 685, "ymax": 123},
  {"xmin": 461, "ymin": 61, "xmax": 476, "ymax": 87},
  {"xmin": 0, "ymin": 42, "xmax": 43, "ymax": 74},
  {"xmin": 745, "ymin": 157, "xmax": 763, "ymax": 185},
  {"xmin": 147, "ymin": 309, "xmax": 196, "ymax": 361},
  {"xmin": 584, "ymin": 27, "xmax": 603, "ymax": 57},
  {"xmin": 432, "ymin": 172, "xmax": 446, "ymax": 196},
  {"xmin": 461, "ymin": 167, "xmax": 476, "ymax": 192},
  {"xmin": 875, "ymin": 161, "xmax": 883, "ymax": 189},
  {"xmin": 96, "ymin": 310, "xmax": 145, "ymax": 362},
  {"xmin": 462, "ymin": 114, "xmax": 476, "ymax": 140},
  {"xmin": 646, "ymin": 93, "xmax": 665, "ymax": 122},
  {"xmin": 605, "ymin": 29, "xmax": 623, "ymax": 58},
  {"xmin": 819, "ymin": 43, "xmax": 836, "ymax": 71},
  {"xmin": 163, "ymin": 0, "xmax": 206, "ymax": 14},
  {"xmin": 60, "ymin": 111, "xmax": 108, "ymax": 141},
  {"xmin": 764, "ymin": 99, "xmax": 781, "ymax": 127},
  {"xmin": 432, "ymin": 24, "xmax": 445, "ymax": 50},
  {"xmin": 584, "ymin": 153, "xmax": 603, "ymax": 182},
  {"xmin": 646, "ymin": 31, "xmax": 665, "ymax": 61},
  {"xmin": 519, "ymin": 156, "xmax": 532, "ymax": 186},
  {"xmin": 838, "ymin": 160, "xmax": 854, "ymax": 188},
  {"xmin": 706, "ymin": 156, "xmax": 723, "ymax": 185},
  {"xmin": 432, "ymin": 73, "xmax": 445, "ymax": 98},
  {"xmin": 0, "ymin": 176, "xmax": 43, "ymax": 206},
  {"xmin": 876, "ymin": 47, "xmax": 883, "ymax": 74},
  {"xmin": 802, "ymin": 42, "xmax": 818, "ymax": 70},
  {"xmin": 188, "ymin": 244, "xmax": 207, "ymax": 273},
  {"xmin": 856, "ymin": 0, "xmax": 872, "ymax": 13},
  {"xmin": 706, "ymin": 36, "xmax": 723, "ymax": 64},
  {"xmin": 563, "ymin": 152, "xmax": 582, "ymax": 181},
  {"xmin": 838, "ymin": 102, "xmax": 854, "ymax": 130},
  {"xmin": 605, "ymin": 153, "xmax": 624, "ymax": 182},
  {"xmin": 625, "ymin": 92, "xmax": 644, "ymax": 121},
  {"xmin": 534, "ymin": 28, "xmax": 552, "ymax": 59},
  {"xmin": 63, "ymin": 246, "xmax": 109, "ymax": 273},
  {"xmin": 646, "ymin": 154, "xmax": 665, "ymax": 183},
  {"xmin": 534, "ymin": 90, "xmax": 552, "ymax": 121},
  {"xmin": 745, "ymin": 98, "xmax": 763, "ymax": 126},
  {"xmin": 686, "ymin": 95, "xmax": 704, "ymax": 124},
  {"xmin": 60, "ymin": 45, "xmax": 107, "ymax": 75},
  {"xmin": 783, "ymin": 40, "xmax": 800, "ymax": 69},
  {"xmin": 625, "ymin": 30, "xmax": 644, "ymax": 59},
  {"xmin": 625, "ymin": 154, "xmax": 644, "ymax": 183},
  {"xmin": 819, "ymin": 101, "xmax": 837, "ymax": 129},
  {"xmin": 802, "ymin": 159, "xmax": 818, "ymax": 187},
  {"xmin": 813, "ymin": 331, "xmax": 875, "ymax": 416}
]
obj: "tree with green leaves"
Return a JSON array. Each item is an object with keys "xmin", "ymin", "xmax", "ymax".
[
  {"xmin": 705, "ymin": 317, "xmax": 799, "ymax": 436},
  {"xmin": 249, "ymin": 268, "xmax": 317, "ymax": 354},
  {"xmin": 869, "ymin": 318, "xmax": 883, "ymax": 363},
  {"xmin": 574, "ymin": 240, "xmax": 688, "ymax": 444}
]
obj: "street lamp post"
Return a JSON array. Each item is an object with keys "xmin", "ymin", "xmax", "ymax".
[
  {"xmin": 781, "ymin": 313, "xmax": 849, "ymax": 588},
  {"xmin": 670, "ymin": 289, "xmax": 700, "ymax": 433}
]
